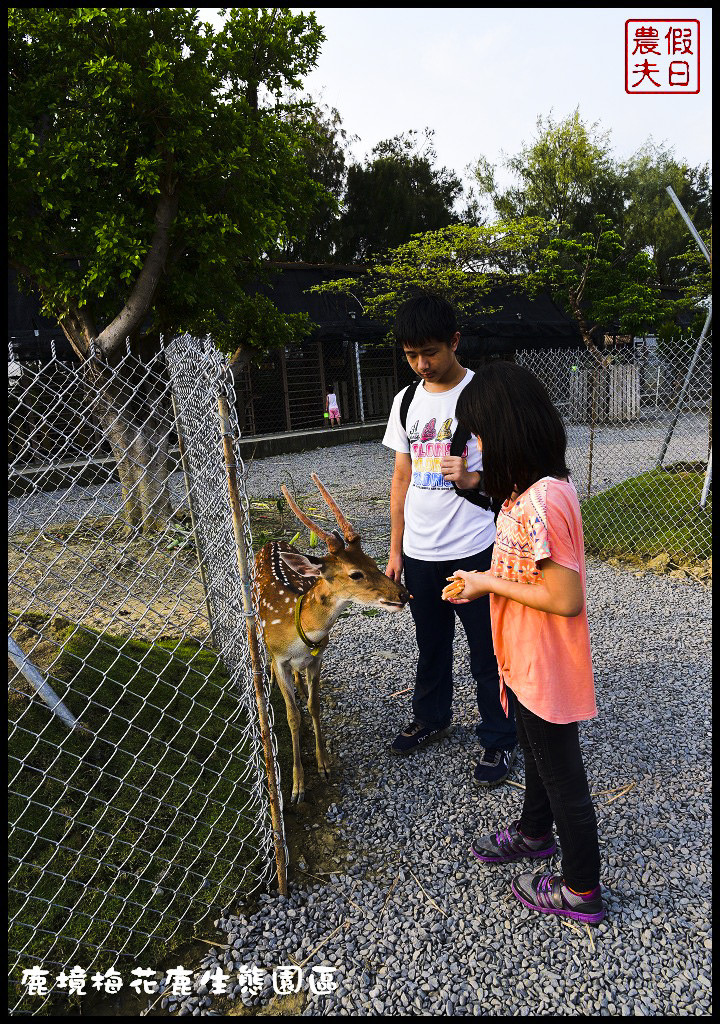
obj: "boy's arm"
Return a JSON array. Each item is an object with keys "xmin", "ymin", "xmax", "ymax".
[
  {"xmin": 439, "ymin": 456, "xmax": 481, "ymax": 490},
  {"xmin": 386, "ymin": 451, "xmax": 412, "ymax": 581}
]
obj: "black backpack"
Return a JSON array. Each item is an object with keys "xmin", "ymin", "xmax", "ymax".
[{"xmin": 399, "ymin": 378, "xmax": 502, "ymax": 520}]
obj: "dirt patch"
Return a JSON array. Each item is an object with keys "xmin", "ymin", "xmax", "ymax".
[
  {"xmin": 602, "ymin": 551, "xmax": 712, "ymax": 585},
  {"xmin": 9, "ymin": 518, "xmax": 211, "ymax": 640}
]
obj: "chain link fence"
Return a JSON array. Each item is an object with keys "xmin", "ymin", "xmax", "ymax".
[
  {"xmin": 8, "ymin": 335, "xmax": 285, "ymax": 1015},
  {"xmin": 514, "ymin": 337, "xmax": 712, "ymax": 573}
]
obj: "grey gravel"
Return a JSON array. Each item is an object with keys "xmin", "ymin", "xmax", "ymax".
[{"xmin": 205, "ymin": 441, "xmax": 710, "ymax": 1016}]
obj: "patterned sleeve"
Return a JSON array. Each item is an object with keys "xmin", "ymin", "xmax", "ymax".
[{"xmin": 525, "ymin": 483, "xmax": 552, "ymax": 564}]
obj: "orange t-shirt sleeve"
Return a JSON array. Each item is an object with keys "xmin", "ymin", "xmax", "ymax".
[{"xmin": 542, "ymin": 484, "xmax": 581, "ymax": 574}]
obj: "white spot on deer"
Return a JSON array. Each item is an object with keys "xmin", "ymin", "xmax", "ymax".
[{"xmin": 271, "ymin": 618, "xmax": 281, "ymax": 624}]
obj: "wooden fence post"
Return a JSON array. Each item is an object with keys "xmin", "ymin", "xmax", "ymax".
[{"xmin": 218, "ymin": 393, "xmax": 288, "ymax": 897}]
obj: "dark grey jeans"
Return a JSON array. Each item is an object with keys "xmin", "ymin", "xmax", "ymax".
[
  {"xmin": 402, "ymin": 548, "xmax": 516, "ymax": 751},
  {"xmin": 513, "ymin": 692, "xmax": 601, "ymax": 891}
]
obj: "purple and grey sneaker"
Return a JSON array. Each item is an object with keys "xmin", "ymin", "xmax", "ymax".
[
  {"xmin": 471, "ymin": 822, "xmax": 557, "ymax": 864},
  {"xmin": 510, "ymin": 871, "xmax": 606, "ymax": 925}
]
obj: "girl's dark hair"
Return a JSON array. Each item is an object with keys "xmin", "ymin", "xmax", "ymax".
[
  {"xmin": 394, "ymin": 293, "xmax": 458, "ymax": 347},
  {"xmin": 456, "ymin": 360, "xmax": 569, "ymax": 501}
]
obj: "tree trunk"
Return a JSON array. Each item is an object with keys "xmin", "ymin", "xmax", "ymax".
[{"xmin": 84, "ymin": 358, "xmax": 173, "ymax": 532}]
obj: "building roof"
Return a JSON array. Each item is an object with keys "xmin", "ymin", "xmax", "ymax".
[{"xmin": 9, "ymin": 263, "xmax": 586, "ymax": 360}]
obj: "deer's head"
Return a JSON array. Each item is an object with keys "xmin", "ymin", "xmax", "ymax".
[{"xmin": 279, "ymin": 473, "xmax": 410, "ymax": 613}]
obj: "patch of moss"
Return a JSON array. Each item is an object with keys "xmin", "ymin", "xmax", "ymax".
[{"xmin": 9, "ymin": 622, "xmax": 268, "ymax": 1009}]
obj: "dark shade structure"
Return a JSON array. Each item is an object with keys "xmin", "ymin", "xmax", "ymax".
[{"xmin": 9, "ymin": 264, "xmax": 585, "ymax": 434}]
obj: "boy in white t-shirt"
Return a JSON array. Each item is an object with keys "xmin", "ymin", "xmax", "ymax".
[{"xmin": 383, "ymin": 294, "xmax": 517, "ymax": 785}]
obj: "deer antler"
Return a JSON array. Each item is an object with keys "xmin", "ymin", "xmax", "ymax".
[
  {"xmin": 311, "ymin": 473, "xmax": 359, "ymax": 543},
  {"xmin": 280, "ymin": 484, "xmax": 344, "ymax": 552}
]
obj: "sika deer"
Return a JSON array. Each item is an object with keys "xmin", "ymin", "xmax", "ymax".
[{"xmin": 255, "ymin": 473, "xmax": 409, "ymax": 802}]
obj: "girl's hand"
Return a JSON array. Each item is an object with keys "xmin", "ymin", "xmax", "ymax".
[{"xmin": 442, "ymin": 569, "xmax": 493, "ymax": 603}]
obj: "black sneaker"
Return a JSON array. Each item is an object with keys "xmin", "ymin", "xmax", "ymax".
[
  {"xmin": 474, "ymin": 746, "xmax": 517, "ymax": 786},
  {"xmin": 389, "ymin": 720, "xmax": 451, "ymax": 756}
]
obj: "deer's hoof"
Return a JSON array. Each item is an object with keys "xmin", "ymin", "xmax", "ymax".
[{"xmin": 292, "ymin": 790, "xmax": 305, "ymax": 804}]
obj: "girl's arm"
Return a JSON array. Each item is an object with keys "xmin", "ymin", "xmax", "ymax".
[{"xmin": 449, "ymin": 560, "xmax": 584, "ymax": 617}]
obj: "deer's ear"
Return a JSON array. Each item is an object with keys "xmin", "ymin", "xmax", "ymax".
[{"xmin": 278, "ymin": 550, "xmax": 324, "ymax": 580}]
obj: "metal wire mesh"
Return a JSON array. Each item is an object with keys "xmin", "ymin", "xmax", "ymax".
[
  {"xmin": 514, "ymin": 338, "xmax": 712, "ymax": 569},
  {"xmin": 8, "ymin": 335, "xmax": 284, "ymax": 1015}
]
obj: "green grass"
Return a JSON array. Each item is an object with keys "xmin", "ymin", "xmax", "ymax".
[
  {"xmin": 9, "ymin": 620, "xmax": 273, "ymax": 984},
  {"xmin": 582, "ymin": 465, "xmax": 712, "ymax": 564}
]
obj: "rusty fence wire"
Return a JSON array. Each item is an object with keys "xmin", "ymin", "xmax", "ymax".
[
  {"xmin": 8, "ymin": 334, "xmax": 284, "ymax": 1015},
  {"xmin": 514, "ymin": 336, "xmax": 712, "ymax": 573}
]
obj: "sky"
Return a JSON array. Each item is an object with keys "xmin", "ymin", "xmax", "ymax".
[{"xmin": 200, "ymin": 7, "xmax": 712, "ymax": 196}]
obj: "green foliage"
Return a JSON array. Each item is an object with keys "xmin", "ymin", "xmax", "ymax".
[
  {"xmin": 314, "ymin": 219, "xmax": 548, "ymax": 333},
  {"xmin": 622, "ymin": 142, "xmax": 712, "ymax": 286},
  {"xmin": 337, "ymin": 129, "xmax": 463, "ymax": 262},
  {"xmin": 493, "ymin": 110, "xmax": 625, "ymax": 236},
  {"xmin": 8, "ymin": 7, "xmax": 326, "ymax": 359},
  {"xmin": 211, "ymin": 290, "xmax": 312, "ymax": 362},
  {"xmin": 538, "ymin": 216, "xmax": 666, "ymax": 347},
  {"xmin": 486, "ymin": 111, "xmax": 710, "ymax": 336},
  {"xmin": 275, "ymin": 95, "xmax": 355, "ymax": 262}
]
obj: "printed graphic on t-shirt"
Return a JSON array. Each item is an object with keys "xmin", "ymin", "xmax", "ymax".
[
  {"xmin": 411, "ymin": 419, "xmax": 468, "ymax": 490},
  {"xmin": 436, "ymin": 417, "xmax": 452, "ymax": 440},
  {"xmin": 420, "ymin": 418, "xmax": 436, "ymax": 442},
  {"xmin": 407, "ymin": 420, "xmax": 420, "ymax": 442}
]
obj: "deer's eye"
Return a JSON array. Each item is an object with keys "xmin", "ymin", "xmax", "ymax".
[{"xmin": 349, "ymin": 571, "xmax": 364, "ymax": 580}]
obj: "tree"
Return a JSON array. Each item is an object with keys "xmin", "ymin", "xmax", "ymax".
[
  {"xmin": 622, "ymin": 142, "xmax": 712, "ymax": 286},
  {"xmin": 313, "ymin": 219, "xmax": 548, "ymax": 333},
  {"xmin": 9, "ymin": 7, "xmax": 325, "ymax": 529},
  {"xmin": 490, "ymin": 110, "xmax": 625, "ymax": 238},
  {"xmin": 337, "ymin": 129, "xmax": 463, "ymax": 262},
  {"xmin": 538, "ymin": 215, "xmax": 665, "ymax": 359},
  {"xmin": 274, "ymin": 95, "xmax": 355, "ymax": 263}
]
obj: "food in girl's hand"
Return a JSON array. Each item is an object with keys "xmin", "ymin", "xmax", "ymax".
[{"xmin": 442, "ymin": 575, "xmax": 465, "ymax": 601}]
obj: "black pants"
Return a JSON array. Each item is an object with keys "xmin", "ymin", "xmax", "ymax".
[
  {"xmin": 513, "ymin": 692, "xmax": 601, "ymax": 891},
  {"xmin": 403, "ymin": 548, "xmax": 516, "ymax": 751}
]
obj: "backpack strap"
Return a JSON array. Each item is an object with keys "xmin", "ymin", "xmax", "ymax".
[
  {"xmin": 399, "ymin": 378, "xmax": 421, "ymax": 433},
  {"xmin": 449, "ymin": 424, "xmax": 502, "ymax": 521},
  {"xmin": 399, "ymin": 378, "xmax": 501, "ymax": 520}
]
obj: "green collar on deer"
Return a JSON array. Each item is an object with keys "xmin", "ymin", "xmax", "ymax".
[{"xmin": 294, "ymin": 593, "xmax": 322, "ymax": 656}]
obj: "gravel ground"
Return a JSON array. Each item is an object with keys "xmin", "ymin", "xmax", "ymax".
[{"xmin": 171, "ymin": 441, "xmax": 711, "ymax": 1017}]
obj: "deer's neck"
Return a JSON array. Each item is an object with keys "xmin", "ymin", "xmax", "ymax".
[{"xmin": 299, "ymin": 582, "xmax": 349, "ymax": 641}]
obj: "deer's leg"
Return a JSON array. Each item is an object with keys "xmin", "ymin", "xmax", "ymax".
[
  {"xmin": 293, "ymin": 670, "xmax": 308, "ymax": 702},
  {"xmin": 273, "ymin": 660, "xmax": 305, "ymax": 803},
  {"xmin": 306, "ymin": 659, "xmax": 331, "ymax": 780}
]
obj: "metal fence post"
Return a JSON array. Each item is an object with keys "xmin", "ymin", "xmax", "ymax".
[
  {"xmin": 354, "ymin": 339, "xmax": 365, "ymax": 424},
  {"xmin": 656, "ymin": 305, "xmax": 712, "ymax": 468}
]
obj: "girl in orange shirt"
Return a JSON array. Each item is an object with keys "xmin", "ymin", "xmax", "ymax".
[{"xmin": 442, "ymin": 361, "xmax": 605, "ymax": 925}]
